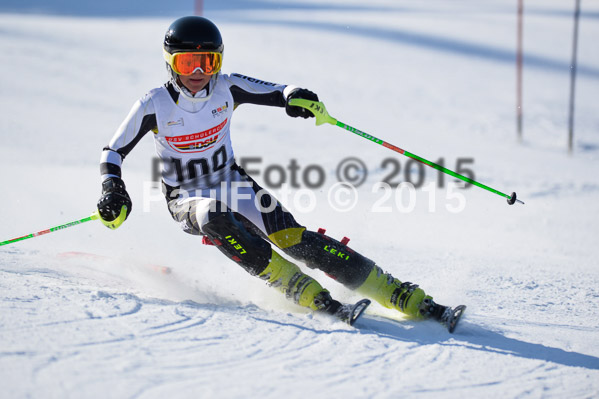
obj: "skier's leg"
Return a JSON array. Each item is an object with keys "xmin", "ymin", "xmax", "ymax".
[
  {"xmin": 169, "ymin": 195, "xmax": 342, "ymax": 313},
  {"xmin": 226, "ymin": 165, "xmax": 442, "ymax": 319},
  {"xmin": 277, "ymin": 228, "xmax": 441, "ymax": 319}
]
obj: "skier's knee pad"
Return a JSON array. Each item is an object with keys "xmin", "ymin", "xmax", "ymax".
[
  {"xmin": 167, "ymin": 197, "xmax": 230, "ymax": 236},
  {"xmin": 167, "ymin": 198, "xmax": 204, "ymax": 235},
  {"xmin": 202, "ymin": 211, "xmax": 272, "ymax": 275},
  {"xmin": 282, "ymin": 230, "xmax": 374, "ymax": 289}
]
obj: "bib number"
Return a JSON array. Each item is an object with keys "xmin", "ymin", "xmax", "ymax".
[{"xmin": 169, "ymin": 145, "xmax": 228, "ymax": 183}]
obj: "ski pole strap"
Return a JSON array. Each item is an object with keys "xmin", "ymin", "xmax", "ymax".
[
  {"xmin": 0, "ymin": 212, "xmax": 100, "ymax": 247},
  {"xmin": 288, "ymin": 99, "xmax": 524, "ymax": 205}
]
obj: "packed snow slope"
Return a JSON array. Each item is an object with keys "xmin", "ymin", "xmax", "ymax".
[{"xmin": 1, "ymin": 1, "xmax": 599, "ymax": 398}]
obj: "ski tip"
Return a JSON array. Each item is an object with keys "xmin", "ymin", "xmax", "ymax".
[
  {"xmin": 447, "ymin": 305, "xmax": 466, "ymax": 333},
  {"xmin": 149, "ymin": 265, "xmax": 172, "ymax": 274},
  {"xmin": 348, "ymin": 299, "xmax": 371, "ymax": 326}
]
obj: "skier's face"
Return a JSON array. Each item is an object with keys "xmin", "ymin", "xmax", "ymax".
[{"xmin": 178, "ymin": 71, "xmax": 210, "ymax": 94}]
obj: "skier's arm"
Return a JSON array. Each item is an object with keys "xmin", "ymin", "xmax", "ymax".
[
  {"xmin": 100, "ymin": 98, "xmax": 157, "ymax": 181},
  {"xmin": 97, "ymin": 97, "xmax": 157, "ymax": 228},
  {"xmin": 223, "ymin": 73, "xmax": 318, "ymax": 118}
]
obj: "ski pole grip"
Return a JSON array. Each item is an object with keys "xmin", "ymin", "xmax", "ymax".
[{"xmin": 288, "ymin": 99, "xmax": 338, "ymax": 126}]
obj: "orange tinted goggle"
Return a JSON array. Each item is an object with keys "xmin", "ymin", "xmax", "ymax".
[{"xmin": 164, "ymin": 50, "xmax": 223, "ymax": 76}]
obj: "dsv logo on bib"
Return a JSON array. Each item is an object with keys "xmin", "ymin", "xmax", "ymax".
[{"xmin": 165, "ymin": 119, "xmax": 227, "ymax": 153}]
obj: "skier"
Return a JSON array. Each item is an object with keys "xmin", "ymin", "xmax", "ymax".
[{"xmin": 97, "ymin": 16, "xmax": 459, "ymax": 327}]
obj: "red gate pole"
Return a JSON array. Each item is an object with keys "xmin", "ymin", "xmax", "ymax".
[{"xmin": 195, "ymin": 0, "xmax": 204, "ymax": 16}]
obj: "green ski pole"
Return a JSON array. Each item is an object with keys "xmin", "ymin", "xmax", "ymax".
[
  {"xmin": 0, "ymin": 212, "xmax": 100, "ymax": 247},
  {"xmin": 289, "ymin": 98, "xmax": 524, "ymax": 205}
]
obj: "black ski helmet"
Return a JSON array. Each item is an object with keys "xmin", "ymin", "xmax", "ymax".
[
  {"xmin": 164, "ymin": 16, "xmax": 224, "ymax": 55},
  {"xmin": 163, "ymin": 16, "xmax": 224, "ymax": 101}
]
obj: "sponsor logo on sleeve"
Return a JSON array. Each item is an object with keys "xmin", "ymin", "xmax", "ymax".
[{"xmin": 231, "ymin": 73, "xmax": 277, "ymax": 87}]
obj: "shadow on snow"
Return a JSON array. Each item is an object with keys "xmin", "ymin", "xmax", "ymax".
[{"xmin": 357, "ymin": 314, "xmax": 599, "ymax": 370}]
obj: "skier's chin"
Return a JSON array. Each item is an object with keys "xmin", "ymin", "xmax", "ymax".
[{"xmin": 178, "ymin": 75, "xmax": 210, "ymax": 94}]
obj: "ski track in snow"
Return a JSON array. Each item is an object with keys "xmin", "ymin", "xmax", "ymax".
[
  {"xmin": 1, "ymin": 1, "xmax": 599, "ymax": 398},
  {"xmin": 1, "ymin": 249, "xmax": 598, "ymax": 398}
]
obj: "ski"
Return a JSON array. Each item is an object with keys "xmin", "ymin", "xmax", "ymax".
[
  {"xmin": 334, "ymin": 298, "xmax": 371, "ymax": 326},
  {"xmin": 444, "ymin": 305, "xmax": 466, "ymax": 333}
]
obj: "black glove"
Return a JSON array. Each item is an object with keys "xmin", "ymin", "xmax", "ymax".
[
  {"xmin": 285, "ymin": 88, "xmax": 319, "ymax": 119},
  {"xmin": 97, "ymin": 177, "xmax": 132, "ymax": 223}
]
